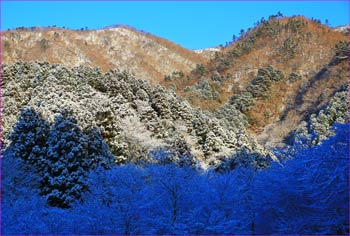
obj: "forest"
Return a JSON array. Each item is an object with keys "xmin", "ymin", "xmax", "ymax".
[{"xmin": 2, "ymin": 123, "xmax": 349, "ymax": 234}]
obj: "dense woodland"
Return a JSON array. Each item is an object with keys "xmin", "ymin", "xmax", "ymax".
[{"xmin": 2, "ymin": 124, "xmax": 349, "ymax": 234}]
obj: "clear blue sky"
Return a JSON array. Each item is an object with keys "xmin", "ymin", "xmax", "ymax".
[{"xmin": 1, "ymin": 1, "xmax": 349, "ymax": 49}]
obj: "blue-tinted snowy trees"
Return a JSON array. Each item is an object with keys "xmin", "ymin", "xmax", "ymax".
[
  {"xmin": 3, "ymin": 108, "xmax": 349, "ymax": 234},
  {"xmin": 7, "ymin": 107, "xmax": 49, "ymax": 165},
  {"xmin": 41, "ymin": 112, "xmax": 90, "ymax": 208},
  {"xmin": 85, "ymin": 127, "xmax": 114, "ymax": 169},
  {"xmin": 86, "ymin": 165, "xmax": 148, "ymax": 234},
  {"xmin": 1, "ymin": 152, "xmax": 48, "ymax": 235},
  {"xmin": 254, "ymin": 123, "xmax": 349, "ymax": 234},
  {"xmin": 6, "ymin": 108, "xmax": 115, "ymax": 208}
]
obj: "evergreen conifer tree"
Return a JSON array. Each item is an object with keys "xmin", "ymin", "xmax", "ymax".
[
  {"xmin": 41, "ymin": 112, "xmax": 89, "ymax": 208},
  {"xmin": 7, "ymin": 107, "xmax": 49, "ymax": 165}
]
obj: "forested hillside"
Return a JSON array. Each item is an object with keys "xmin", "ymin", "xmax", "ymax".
[
  {"xmin": 162, "ymin": 15, "xmax": 349, "ymax": 146},
  {"xmin": 2, "ymin": 62, "xmax": 273, "ymax": 170}
]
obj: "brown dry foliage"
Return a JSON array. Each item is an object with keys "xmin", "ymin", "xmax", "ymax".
[
  {"xmin": 161, "ymin": 16, "xmax": 348, "ymax": 137},
  {"xmin": 2, "ymin": 26, "xmax": 206, "ymax": 84}
]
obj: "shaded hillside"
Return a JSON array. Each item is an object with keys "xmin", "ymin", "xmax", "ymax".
[
  {"xmin": 2, "ymin": 61, "xmax": 274, "ymax": 169},
  {"xmin": 2, "ymin": 122, "xmax": 349, "ymax": 234},
  {"xmin": 288, "ymin": 84, "xmax": 349, "ymax": 147},
  {"xmin": 2, "ymin": 25, "xmax": 206, "ymax": 84},
  {"xmin": 162, "ymin": 15, "xmax": 349, "ymax": 145}
]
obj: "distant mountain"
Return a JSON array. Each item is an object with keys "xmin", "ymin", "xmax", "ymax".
[
  {"xmin": 193, "ymin": 47, "xmax": 221, "ymax": 59},
  {"xmin": 334, "ymin": 25, "xmax": 350, "ymax": 34},
  {"xmin": 2, "ymin": 25, "xmax": 206, "ymax": 84}
]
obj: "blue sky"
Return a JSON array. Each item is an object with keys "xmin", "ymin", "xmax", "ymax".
[{"xmin": 1, "ymin": 1, "xmax": 349, "ymax": 49}]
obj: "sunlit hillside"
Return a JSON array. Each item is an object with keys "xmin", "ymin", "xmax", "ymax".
[
  {"xmin": 162, "ymin": 15, "xmax": 349, "ymax": 145},
  {"xmin": 2, "ymin": 25, "xmax": 206, "ymax": 84}
]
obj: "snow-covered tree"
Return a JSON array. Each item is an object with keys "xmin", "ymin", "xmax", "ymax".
[
  {"xmin": 7, "ymin": 107, "xmax": 49, "ymax": 165},
  {"xmin": 85, "ymin": 127, "xmax": 114, "ymax": 169},
  {"xmin": 85, "ymin": 165, "xmax": 148, "ymax": 234},
  {"xmin": 7, "ymin": 107, "xmax": 115, "ymax": 208},
  {"xmin": 40, "ymin": 111, "xmax": 90, "ymax": 208},
  {"xmin": 290, "ymin": 84, "xmax": 348, "ymax": 146},
  {"xmin": 254, "ymin": 123, "xmax": 349, "ymax": 234}
]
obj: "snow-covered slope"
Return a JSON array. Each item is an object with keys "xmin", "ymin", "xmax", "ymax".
[{"xmin": 2, "ymin": 61, "xmax": 273, "ymax": 169}]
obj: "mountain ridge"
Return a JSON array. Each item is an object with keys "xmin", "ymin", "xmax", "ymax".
[
  {"xmin": 2, "ymin": 25, "xmax": 206, "ymax": 84},
  {"xmin": 2, "ymin": 15, "xmax": 349, "ymax": 149},
  {"xmin": 161, "ymin": 15, "xmax": 349, "ymax": 146}
]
